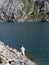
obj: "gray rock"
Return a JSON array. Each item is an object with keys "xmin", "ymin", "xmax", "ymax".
[
  {"xmin": 0, "ymin": 0, "xmax": 24, "ymax": 22},
  {"xmin": 25, "ymin": 59, "xmax": 37, "ymax": 65}
]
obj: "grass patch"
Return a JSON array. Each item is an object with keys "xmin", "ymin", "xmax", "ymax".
[
  {"xmin": 20, "ymin": 0, "xmax": 32, "ymax": 14},
  {"xmin": 33, "ymin": 6, "xmax": 39, "ymax": 14}
]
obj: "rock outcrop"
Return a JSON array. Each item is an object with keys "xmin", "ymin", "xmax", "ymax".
[
  {"xmin": 0, "ymin": 41, "xmax": 37, "ymax": 65},
  {"xmin": 0, "ymin": 0, "xmax": 24, "ymax": 22}
]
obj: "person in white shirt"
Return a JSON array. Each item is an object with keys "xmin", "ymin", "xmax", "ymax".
[{"xmin": 21, "ymin": 46, "xmax": 25, "ymax": 56}]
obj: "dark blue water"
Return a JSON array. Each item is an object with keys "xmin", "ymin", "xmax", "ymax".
[{"xmin": 0, "ymin": 22, "xmax": 49, "ymax": 65}]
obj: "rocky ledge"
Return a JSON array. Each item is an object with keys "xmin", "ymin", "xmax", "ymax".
[{"xmin": 0, "ymin": 41, "xmax": 37, "ymax": 65}]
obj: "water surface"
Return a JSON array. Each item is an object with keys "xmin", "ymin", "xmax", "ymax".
[{"xmin": 0, "ymin": 22, "xmax": 49, "ymax": 65}]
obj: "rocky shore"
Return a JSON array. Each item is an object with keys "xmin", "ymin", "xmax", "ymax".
[{"xmin": 0, "ymin": 41, "xmax": 37, "ymax": 65}]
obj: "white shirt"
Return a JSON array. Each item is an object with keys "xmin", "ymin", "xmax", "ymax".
[{"xmin": 21, "ymin": 46, "xmax": 25, "ymax": 55}]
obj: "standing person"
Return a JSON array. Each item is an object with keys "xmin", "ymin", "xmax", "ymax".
[
  {"xmin": 21, "ymin": 46, "xmax": 25, "ymax": 65},
  {"xmin": 21, "ymin": 46, "xmax": 25, "ymax": 56}
]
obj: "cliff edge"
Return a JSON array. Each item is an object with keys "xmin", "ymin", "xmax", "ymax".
[{"xmin": 0, "ymin": 41, "xmax": 37, "ymax": 65}]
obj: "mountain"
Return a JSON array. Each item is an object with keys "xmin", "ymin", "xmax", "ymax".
[{"xmin": 0, "ymin": 0, "xmax": 49, "ymax": 22}]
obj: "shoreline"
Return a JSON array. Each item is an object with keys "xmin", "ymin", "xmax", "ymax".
[{"xmin": 0, "ymin": 41, "xmax": 37, "ymax": 65}]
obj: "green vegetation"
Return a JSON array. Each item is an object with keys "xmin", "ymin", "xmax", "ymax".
[
  {"xmin": 20, "ymin": 0, "xmax": 32, "ymax": 14},
  {"xmin": 20, "ymin": 0, "xmax": 40, "ymax": 21},
  {"xmin": 34, "ymin": 6, "xmax": 38, "ymax": 14},
  {"xmin": 6, "ymin": 0, "xmax": 49, "ymax": 22},
  {"xmin": 27, "ymin": 6, "xmax": 40, "ymax": 21},
  {"xmin": 14, "ymin": 0, "xmax": 49, "ymax": 22}
]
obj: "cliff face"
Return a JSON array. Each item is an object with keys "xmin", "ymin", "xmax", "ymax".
[
  {"xmin": 0, "ymin": 41, "xmax": 37, "ymax": 65},
  {"xmin": 0, "ymin": 0, "xmax": 24, "ymax": 22},
  {"xmin": 0, "ymin": 0, "xmax": 49, "ymax": 22}
]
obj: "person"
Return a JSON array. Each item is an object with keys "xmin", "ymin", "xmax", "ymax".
[{"xmin": 21, "ymin": 46, "xmax": 25, "ymax": 56}]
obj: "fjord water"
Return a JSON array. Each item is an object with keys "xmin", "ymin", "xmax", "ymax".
[{"xmin": 0, "ymin": 22, "xmax": 49, "ymax": 65}]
